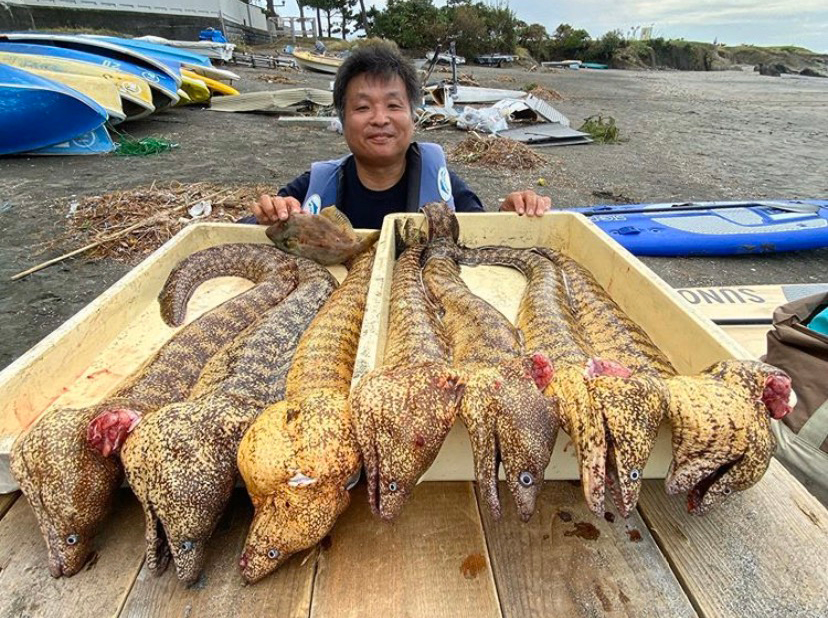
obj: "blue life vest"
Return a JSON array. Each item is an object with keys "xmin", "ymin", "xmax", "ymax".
[{"xmin": 301, "ymin": 142, "xmax": 456, "ymax": 215}]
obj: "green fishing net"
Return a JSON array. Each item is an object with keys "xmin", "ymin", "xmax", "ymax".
[{"xmin": 113, "ymin": 130, "xmax": 179, "ymax": 156}]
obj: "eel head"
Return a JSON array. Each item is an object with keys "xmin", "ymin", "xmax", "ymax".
[
  {"xmin": 590, "ymin": 374, "xmax": 669, "ymax": 518},
  {"xmin": 10, "ymin": 407, "xmax": 123, "ymax": 577},
  {"xmin": 665, "ymin": 371, "xmax": 777, "ymax": 515},
  {"xmin": 461, "ymin": 353, "xmax": 558, "ymax": 522},
  {"xmin": 351, "ymin": 364, "xmax": 464, "ymax": 521},
  {"xmin": 239, "ymin": 482, "xmax": 349, "ymax": 584},
  {"xmin": 120, "ymin": 401, "xmax": 240, "ymax": 585}
]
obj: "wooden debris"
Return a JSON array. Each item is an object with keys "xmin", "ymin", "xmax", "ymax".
[{"xmin": 41, "ymin": 182, "xmax": 266, "ymax": 263}]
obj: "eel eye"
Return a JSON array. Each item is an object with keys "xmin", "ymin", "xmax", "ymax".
[
  {"xmin": 180, "ymin": 540, "xmax": 195, "ymax": 552},
  {"xmin": 66, "ymin": 534, "xmax": 79, "ymax": 546},
  {"xmin": 629, "ymin": 468, "xmax": 641, "ymax": 482},
  {"xmin": 518, "ymin": 471, "xmax": 535, "ymax": 487},
  {"xmin": 722, "ymin": 487, "xmax": 732, "ymax": 496},
  {"xmin": 388, "ymin": 481, "xmax": 398, "ymax": 492},
  {"xmin": 267, "ymin": 549, "xmax": 280, "ymax": 560}
]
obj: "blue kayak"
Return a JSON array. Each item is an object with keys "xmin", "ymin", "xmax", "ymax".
[
  {"xmin": 572, "ymin": 200, "xmax": 828, "ymax": 256},
  {"xmin": 27, "ymin": 124, "xmax": 114, "ymax": 155},
  {"xmin": 0, "ymin": 41, "xmax": 179, "ymax": 108},
  {"xmin": 0, "ymin": 63, "xmax": 108, "ymax": 155},
  {"xmin": 0, "ymin": 33, "xmax": 181, "ymax": 107},
  {"xmin": 88, "ymin": 36, "xmax": 212, "ymax": 68}
]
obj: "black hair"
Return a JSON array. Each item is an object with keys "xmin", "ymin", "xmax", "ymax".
[{"xmin": 333, "ymin": 41, "xmax": 420, "ymax": 122}]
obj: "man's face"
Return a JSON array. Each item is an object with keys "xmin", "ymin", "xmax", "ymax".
[{"xmin": 342, "ymin": 73, "xmax": 414, "ymax": 167}]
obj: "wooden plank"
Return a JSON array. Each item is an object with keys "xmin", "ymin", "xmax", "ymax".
[
  {"xmin": 638, "ymin": 460, "xmax": 828, "ymax": 618},
  {"xmin": 0, "ymin": 492, "xmax": 17, "ymax": 521},
  {"xmin": 0, "ymin": 489, "xmax": 145, "ymax": 618},
  {"xmin": 720, "ymin": 325, "xmax": 770, "ymax": 359},
  {"xmin": 120, "ymin": 490, "xmax": 315, "ymax": 618},
  {"xmin": 675, "ymin": 284, "xmax": 828, "ymax": 322},
  {"xmin": 479, "ymin": 481, "xmax": 698, "ymax": 618},
  {"xmin": 310, "ymin": 482, "xmax": 501, "ymax": 618}
]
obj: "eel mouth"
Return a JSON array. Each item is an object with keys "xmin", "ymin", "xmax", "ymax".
[{"xmin": 687, "ymin": 456, "xmax": 741, "ymax": 514}]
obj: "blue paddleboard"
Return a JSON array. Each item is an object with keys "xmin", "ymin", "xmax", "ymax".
[
  {"xmin": 572, "ymin": 200, "xmax": 828, "ymax": 256},
  {"xmin": 0, "ymin": 63, "xmax": 108, "ymax": 155}
]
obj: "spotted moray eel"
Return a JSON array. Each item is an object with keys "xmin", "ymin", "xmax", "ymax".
[
  {"xmin": 120, "ymin": 260, "xmax": 336, "ymax": 584},
  {"xmin": 420, "ymin": 203, "xmax": 556, "ymax": 522},
  {"xmin": 350, "ymin": 244, "xmax": 464, "ymax": 520},
  {"xmin": 541, "ymin": 249, "xmax": 792, "ymax": 515},
  {"xmin": 665, "ymin": 359, "xmax": 791, "ymax": 514},
  {"xmin": 9, "ymin": 244, "xmax": 297, "ymax": 578},
  {"xmin": 237, "ymin": 247, "xmax": 375, "ymax": 584}
]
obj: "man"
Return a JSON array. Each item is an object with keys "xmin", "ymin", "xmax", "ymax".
[{"xmin": 250, "ymin": 42, "xmax": 550, "ymax": 228}]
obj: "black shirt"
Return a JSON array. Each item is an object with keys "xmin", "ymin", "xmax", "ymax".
[{"xmin": 240, "ymin": 150, "xmax": 485, "ymax": 228}]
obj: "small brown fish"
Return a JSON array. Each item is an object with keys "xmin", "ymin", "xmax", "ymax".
[{"xmin": 266, "ymin": 207, "xmax": 379, "ymax": 265}]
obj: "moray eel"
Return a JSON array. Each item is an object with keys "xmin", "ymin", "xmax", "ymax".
[
  {"xmin": 351, "ymin": 244, "xmax": 465, "ymax": 520},
  {"xmin": 665, "ymin": 359, "xmax": 792, "ymax": 515},
  {"xmin": 526, "ymin": 248, "xmax": 671, "ymax": 518},
  {"xmin": 9, "ymin": 244, "xmax": 297, "ymax": 578},
  {"xmin": 266, "ymin": 206, "xmax": 380, "ymax": 266},
  {"xmin": 87, "ymin": 244, "xmax": 299, "ymax": 456},
  {"xmin": 237, "ymin": 246, "xmax": 375, "ymax": 584},
  {"xmin": 120, "ymin": 260, "xmax": 336, "ymax": 585},
  {"xmin": 420, "ymin": 203, "xmax": 556, "ymax": 522}
]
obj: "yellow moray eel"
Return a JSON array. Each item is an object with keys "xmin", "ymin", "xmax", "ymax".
[
  {"xmin": 237, "ymin": 246, "xmax": 375, "ymax": 584},
  {"xmin": 121, "ymin": 260, "xmax": 336, "ymax": 585},
  {"xmin": 665, "ymin": 359, "xmax": 792, "ymax": 514}
]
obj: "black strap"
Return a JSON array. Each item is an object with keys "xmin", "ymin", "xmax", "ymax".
[{"xmin": 405, "ymin": 142, "xmax": 422, "ymax": 213}]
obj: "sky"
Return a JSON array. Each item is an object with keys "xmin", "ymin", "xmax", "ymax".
[{"xmin": 277, "ymin": 0, "xmax": 828, "ymax": 53}]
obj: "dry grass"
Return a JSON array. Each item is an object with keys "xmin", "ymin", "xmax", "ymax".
[
  {"xmin": 257, "ymin": 73, "xmax": 298, "ymax": 85},
  {"xmin": 52, "ymin": 182, "xmax": 267, "ymax": 261},
  {"xmin": 527, "ymin": 85, "xmax": 564, "ymax": 102},
  {"xmin": 449, "ymin": 134, "xmax": 547, "ymax": 170}
]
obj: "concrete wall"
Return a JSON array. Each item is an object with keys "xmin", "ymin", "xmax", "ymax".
[{"xmin": 0, "ymin": 0, "xmax": 269, "ymax": 39}]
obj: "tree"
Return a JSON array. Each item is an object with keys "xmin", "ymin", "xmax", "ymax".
[{"xmin": 372, "ymin": 0, "xmax": 443, "ymax": 50}]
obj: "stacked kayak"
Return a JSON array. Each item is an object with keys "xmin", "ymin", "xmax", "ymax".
[
  {"xmin": 0, "ymin": 63, "xmax": 109, "ymax": 155},
  {"xmin": 0, "ymin": 32, "xmax": 241, "ymax": 156}
]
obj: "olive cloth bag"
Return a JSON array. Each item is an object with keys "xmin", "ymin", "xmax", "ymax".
[{"xmin": 765, "ymin": 292, "xmax": 828, "ymax": 504}]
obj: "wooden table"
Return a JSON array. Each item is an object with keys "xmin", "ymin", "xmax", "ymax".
[{"xmin": 1, "ymin": 460, "xmax": 826, "ymax": 618}]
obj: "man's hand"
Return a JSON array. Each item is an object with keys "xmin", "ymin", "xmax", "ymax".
[
  {"xmin": 252, "ymin": 194, "xmax": 302, "ymax": 224},
  {"xmin": 499, "ymin": 190, "xmax": 552, "ymax": 217}
]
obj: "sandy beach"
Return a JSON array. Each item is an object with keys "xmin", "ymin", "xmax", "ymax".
[{"xmin": 1, "ymin": 63, "xmax": 827, "ymax": 370}]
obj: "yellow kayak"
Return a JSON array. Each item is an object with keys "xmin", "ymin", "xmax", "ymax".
[
  {"xmin": 0, "ymin": 51, "xmax": 154, "ymax": 120},
  {"xmin": 175, "ymin": 73, "xmax": 211, "ymax": 105},
  {"xmin": 292, "ymin": 50, "xmax": 343, "ymax": 74},
  {"xmin": 181, "ymin": 68, "xmax": 239, "ymax": 96},
  {"xmin": 18, "ymin": 68, "xmax": 125, "ymax": 123}
]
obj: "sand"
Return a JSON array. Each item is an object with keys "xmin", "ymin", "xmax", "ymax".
[{"xmin": 1, "ymin": 63, "xmax": 827, "ymax": 370}]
